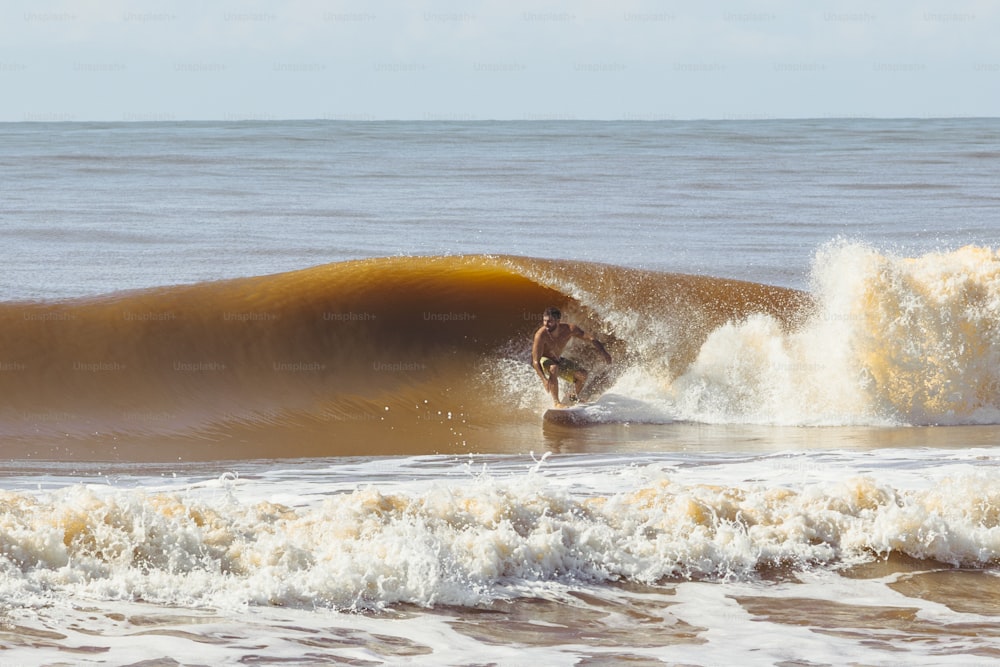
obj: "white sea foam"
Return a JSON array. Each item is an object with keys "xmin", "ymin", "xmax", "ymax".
[
  {"xmin": 3, "ymin": 453, "xmax": 1000, "ymax": 617},
  {"xmin": 2, "ymin": 451, "xmax": 1000, "ymax": 664},
  {"xmin": 662, "ymin": 243, "xmax": 1000, "ymax": 426}
]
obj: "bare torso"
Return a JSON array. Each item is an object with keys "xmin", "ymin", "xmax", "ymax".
[{"xmin": 533, "ymin": 322, "xmax": 578, "ymax": 360}]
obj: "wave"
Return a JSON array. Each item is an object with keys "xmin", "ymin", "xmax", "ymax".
[
  {"xmin": 3, "ymin": 469, "xmax": 1000, "ymax": 611},
  {"xmin": 0, "ymin": 255, "xmax": 801, "ymax": 459},
  {"xmin": 2, "ymin": 245, "xmax": 999, "ymax": 459}
]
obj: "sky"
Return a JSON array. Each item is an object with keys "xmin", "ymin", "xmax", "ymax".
[{"xmin": 1, "ymin": 0, "xmax": 997, "ymax": 121}]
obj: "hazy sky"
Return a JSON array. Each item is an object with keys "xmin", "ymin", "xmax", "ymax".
[{"xmin": 2, "ymin": 0, "xmax": 997, "ymax": 121}]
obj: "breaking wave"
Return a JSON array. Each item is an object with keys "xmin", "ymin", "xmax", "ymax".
[{"xmin": 2, "ymin": 243, "xmax": 999, "ymax": 459}]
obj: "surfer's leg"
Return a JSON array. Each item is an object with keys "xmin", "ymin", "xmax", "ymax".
[
  {"xmin": 543, "ymin": 360, "xmax": 561, "ymax": 404},
  {"xmin": 571, "ymin": 369, "xmax": 588, "ymax": 402},
  {"xmin": 540, "ymin": 357, "xmax": 563, "ymax": 405},
  {"xmin": 547, "ymin": 371, "xmax": 562, "ymax": 405}
]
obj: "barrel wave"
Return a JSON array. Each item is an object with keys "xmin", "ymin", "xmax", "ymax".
[
  {"xmin": 0, "ymin": 255, "xmax": 800, "ymax": 460},
  {"xmin": 2, "ymin": 244, "xmax": 999, "ymax": 460}
]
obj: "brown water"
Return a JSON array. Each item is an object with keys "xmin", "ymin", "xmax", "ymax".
[{"xmin": 0, "ymin": 255, "xmax": 805, "ymax": 460}]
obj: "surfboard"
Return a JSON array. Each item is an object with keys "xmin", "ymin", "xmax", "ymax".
[
  {"xmin": 542, "ymin": 403, "xmax": 596, "ymax": 426},
  {"xmin": 542, "ymin": 393, "xmax": 669, "ymax": 427}
]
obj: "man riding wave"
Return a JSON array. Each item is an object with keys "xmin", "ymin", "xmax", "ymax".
[{"xmin": 531, "ymin": 306, "xmax": 612, "ymax": 407}]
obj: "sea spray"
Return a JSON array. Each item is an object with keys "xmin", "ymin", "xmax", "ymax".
[{"xmin": 668, "ymin": 242, "xmax": 1000, "ymax": 426}]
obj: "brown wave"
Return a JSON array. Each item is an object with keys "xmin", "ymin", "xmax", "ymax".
[{"xmin": 0, "ymin": 256, "xmax": 807, "ymax": 460}]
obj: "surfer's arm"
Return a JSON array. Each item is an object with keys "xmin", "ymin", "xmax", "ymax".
[
  {"xmin": 531, "ymin": 330, "xmax": 548, "ymax": 380},
  {"xmin": 592, "ymin": 338, "xmax": 612, "ymax": 364},
  {"xmin": 571, "ymin": 325, "xmax": 612, "ymax": 364}
]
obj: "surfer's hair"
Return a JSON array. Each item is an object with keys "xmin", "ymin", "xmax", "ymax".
[{"xmin": 544, "ymin": 307, "xmax": 561, "ymax": 320}]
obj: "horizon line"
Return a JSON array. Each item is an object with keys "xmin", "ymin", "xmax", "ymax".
[{"xmin": 2, "ymin": 114, "xmax": 998, "ymax": 125}]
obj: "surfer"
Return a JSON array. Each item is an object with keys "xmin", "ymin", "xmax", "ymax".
[{"xmin": 532, "ymin": 306, "xmax": 612, "ymax": 407}]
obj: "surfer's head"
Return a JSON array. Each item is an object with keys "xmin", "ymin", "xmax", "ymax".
[{"xmin": 543, "ymin": 307, "xmax": 561, "ymax": 331}]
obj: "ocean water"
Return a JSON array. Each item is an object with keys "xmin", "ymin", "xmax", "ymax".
[{"xmin": 1, "ymin": 118, "xmax": 1000, "ymax": 665}]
